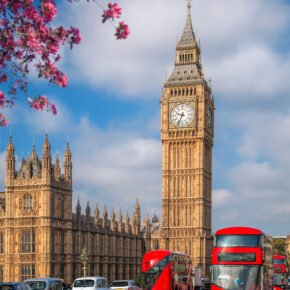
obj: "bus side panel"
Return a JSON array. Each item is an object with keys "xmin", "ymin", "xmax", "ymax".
[{"xmin": 152, "ymin": 264, "xmax": 171, "ymax": 290}]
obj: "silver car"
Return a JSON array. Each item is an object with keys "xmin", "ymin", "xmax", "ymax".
[
  {"xmin": 109, "ymin": 280, "xmax": 141, "ymax": 290},
  {"xmin": 24, "ymin": 278, "xmax": 66, "ymax": 290}
]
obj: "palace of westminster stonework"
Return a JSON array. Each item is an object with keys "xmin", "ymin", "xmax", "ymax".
[{"xmin": 0, "ymin": 2, "xmax": 214, "ymax": 284}]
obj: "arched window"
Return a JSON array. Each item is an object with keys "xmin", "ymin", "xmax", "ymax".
[
  {"xmin": 178, "ymin": 89, "xmax": 181, "ymax": 96},
  {"xmin": 182, "ymin": 89, "xmax": 185, "ymax": 96},
  {"xmin": 170, "ymin": 90, "xmax": 173, "ymax": 96},
  {"xmin": 21, "ymin": 264, "xmax": 35, "ymax": 280},
  {"xmin": 153, "ymin": 240, "xmax": 159, "ymax": 250},
  {"xmin": 174, "ymin": 89, "xmax": 177, "ymax": 96},
  {"xmin": 186, "ymin": 88, "xmax": 189, "ymax": 95},
  {"xmin": 24, "ymin": 194, "xmax": 32, "ymax": 211},
  {"xmin": 21, "ymin": 230, "xmax": 35, "ymax": 253},
  {"xmin": 190, "ymin": 88, "xmax": 193, "ymax": 95}
]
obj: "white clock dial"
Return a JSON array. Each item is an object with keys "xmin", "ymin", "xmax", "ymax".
[{"xmin": 170, "ymin": 103, "xmax": 194, "ymax": 127}]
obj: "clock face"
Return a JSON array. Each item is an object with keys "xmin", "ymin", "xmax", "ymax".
[
  {"xmin": 208, "ymin": 107, "xmax": 212, "ymax": 129},
  {"xmin": 170, "ymin": 103, "xmax": 194, "ymax": 127}
]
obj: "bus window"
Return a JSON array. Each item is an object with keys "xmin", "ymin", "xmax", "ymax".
[{"xmin": 214, "ymin": 235, "xmax": 260, "ymax": 247}]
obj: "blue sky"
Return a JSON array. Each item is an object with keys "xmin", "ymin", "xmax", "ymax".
[{"xmin": 1, "ymin": 0, "xmax": 290, "ymax": 236}]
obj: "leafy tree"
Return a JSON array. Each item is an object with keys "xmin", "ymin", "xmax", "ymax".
[
  {"xmin": 135, "ymin": 274, "xmax": 144, "ymax": 287},
  {"xmin": 273, "ymin": 238, "xmax": 287, "ymax": 256},
  {"xmin": 0, "ymin": 0, "xmax": 129, "ymax": 126}
]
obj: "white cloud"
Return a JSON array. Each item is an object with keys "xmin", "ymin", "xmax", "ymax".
[
  {"xmin": 208, "ymin": 45, "xmax": 290, "ymax": 103},
  {"xmin": 235, "ymin": 110, "xmax": 290, "ymax": 163},
  {"xmin": 213, "ymin": 189, "xmax": 234, "ymax": 208},
  {"xmin": 57, "ymin": 0, "xmax": 290, "ymax": 102},
  {"xmin": 22, "ymin": 97, "xmax": 74, "ymax": 134},
  {"xmin": 71, "ymin": 117, "xmax": 162, "ymax": 209}
]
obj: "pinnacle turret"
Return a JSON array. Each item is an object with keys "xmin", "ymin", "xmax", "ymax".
[
  {"xmin": 94, "ymin": 202, "xmax": 99, "ymax": 227},
  {"xmin": 54, "ymin": 153, "xmax": 60, "ymax": 180},
  {"xmin": 125, "ymin": 210, "xmax": 130, "ymax": 233},
  {"xmin": 111, "ymin": 207, "xmax": 116, "ymax": 231},
  {"xmin": 7, "ymin": 132, "xmax": 14, "ymax": 153},
  {"xmin": 86, "ymin": 201, "xmax": 91, "ymax": 219},
  {"xmin": 31, "ymin": 139, "xmax": 38, "ymax": 161},
  {"xmin": 42, "ymin": 133, "xmax": 51, "ymax": 154},
  {"xmin": 6, "ymin": 132, "xmax": 15, "ymax": 183},
  {"xmin": 118, "ymin": 208, "xmax": 123, "ymax": 232},
  {"xmin": 103, "ymin": 204, "xmax": 108, "ymax": 228},
  {"xmin": 63, "ymin": 140, "xmax": 72, "ymax": 183},
  {"xmin": 76, "ymin": 198, "xmax": 81, "ymax": 218}
]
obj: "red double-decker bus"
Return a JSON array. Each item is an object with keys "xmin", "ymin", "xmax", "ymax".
[
  {"xmin": 211, "ymin": 227, "xmax": 273, "ymax": 290},
  {"xmin": 273, "ymin": 255, "xmax": 288, "ymax": 289},
  {"xmin": 142, "ymin": 250, "xmax": 193, "ymax": 290}
]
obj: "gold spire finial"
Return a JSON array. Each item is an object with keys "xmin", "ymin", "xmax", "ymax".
[
  {"xmin": 187, "ymin": 0, "xmax": 192, "ymax": 9},
  {"xmin": 9, "ymin": 128, "xmax": 12, "ymax": 143}
]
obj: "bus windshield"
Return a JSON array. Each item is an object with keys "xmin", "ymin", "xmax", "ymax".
[
  {"xmin": 214, "ymin": 235, "xmax": 260, "ymax": 247},
  {"xmin": 274, "ymin": 259, "xmax": 285, "ymax": 265},
  {"xmin": 143, "ymin": 255, "xmax": 171, "ymax": 288},
  {"xmin": 212, "ymin": 265, "xmax": 260, "ymax": 290},
  {"xmin": 273, "ymin": 273, "xmax": 285, "ymax": 285}
]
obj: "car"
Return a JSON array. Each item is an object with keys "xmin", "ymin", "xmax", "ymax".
[
  {"xmin": 24, "ymin": 278, "xmax": 66, "ymax": 290},
  {"xmin": 0, "ymin": 282, "xmax": 32, "ymax": 290},
  {"xmin": 72, "ymin": 277, "xmax": 108, "ymax": 290},
  {"xmin": 109, "ymin": 280, "xmax": 141, "ymax": 290}
]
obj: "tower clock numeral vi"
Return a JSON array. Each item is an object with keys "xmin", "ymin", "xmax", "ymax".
[{"xmin": 160, "ymin": 1, "xmax": 214, "ymax": 276}]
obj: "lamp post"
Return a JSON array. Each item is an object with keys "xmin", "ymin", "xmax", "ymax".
[{"xmin": 80, "ymin": 248, "xmax": 88, "ymax": 277}]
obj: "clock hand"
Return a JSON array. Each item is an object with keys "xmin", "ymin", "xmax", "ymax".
[{"xmin": 178, "ymin": 112, "xmax": 184, "ymax": 125}]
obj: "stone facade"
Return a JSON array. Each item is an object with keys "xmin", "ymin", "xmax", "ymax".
[
  {"xmin": 156, "ymin": 2, "xmax": 214, "ymax": 276},
  {"xmin": 0, "ymin": 134, "xmax": 145, "ymax": 284}
]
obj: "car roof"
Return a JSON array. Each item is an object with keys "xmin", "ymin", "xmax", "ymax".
[
  {"xmin": 24, "ymin": 278, "xmax": 63, "ymax": 282},
  {"xmin": 1, "ymin": 282, "xmax": 25, "ymax": 285},
  {"xmin": 74, "ymin": 277, "xmax": 106, "ymax": 281},
  {"xmin": 111, "ymin": 280, "xmax": 134, "ymax": 282},
  {"xmin": 111, "ymin": 280, "xmax": 134, "ymax": 284}
]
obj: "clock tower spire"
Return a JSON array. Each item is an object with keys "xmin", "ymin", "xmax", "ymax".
[{"xmin": 160, "ymin": 1, "xmax": 214, "ymax": 275}]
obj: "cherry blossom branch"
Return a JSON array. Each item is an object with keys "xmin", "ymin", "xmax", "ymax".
[{"xmin": 0, "ymin": 0, "xmax": 130, "ymax": 127}]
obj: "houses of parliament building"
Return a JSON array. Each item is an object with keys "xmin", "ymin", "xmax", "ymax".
[{"xmin": 0, "ymin": 1, "xmax": 214, "ymax": 284}]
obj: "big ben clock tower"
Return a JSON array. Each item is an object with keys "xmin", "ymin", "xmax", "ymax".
[{"xmin": 160, "ymin": 0, "xmax": 214, "ymax": 274}]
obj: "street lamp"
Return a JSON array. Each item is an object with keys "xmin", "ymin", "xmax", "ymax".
[{"xmin": 80, "ymin": 248, "xmax": 89, "ymax": 277}]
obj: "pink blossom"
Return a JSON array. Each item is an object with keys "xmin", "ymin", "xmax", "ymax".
[
  {"xmin": 42, "ymin": 2, "xmax": 57, "ymax": 22},
  {"xmin": 50, "ymin": 103, "xmax": 57, "ymax": 115},
  {"xmin": 69, "ymin": 27, "xmax": 82, "ymax": 49},
  {"xmin": 29, "ymin": 95, "xmax": 48, "ymax": 111},
  {"xmin": 0, "ymin": 117, "xmax": 9, "ymax": 127},
  {"xmin": 0, "ymin": 91, "xmax": 5, "ymax": 108},
  {"xmin": 115, "ymin": 21, "xmax": 130, "ymax": 40},
  {"xmin": 102, "ymin": 3, "xmax": 122, "ymax": 23},
  {"xmin": 0, "ymin": 111, "xmax": 9, "ymax": 127}
]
